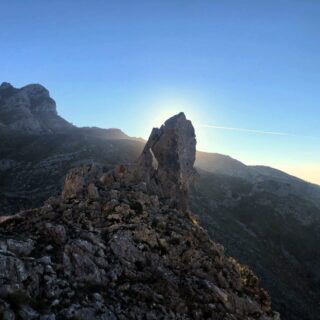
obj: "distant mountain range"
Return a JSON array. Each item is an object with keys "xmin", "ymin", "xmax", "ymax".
[
  {"xmin": 1, "ymin": 82, "xmax": 319, "ymax": 320},
  {"xmin": 196, "ymin": 151, "xmax": 320, "ymax": 215}
]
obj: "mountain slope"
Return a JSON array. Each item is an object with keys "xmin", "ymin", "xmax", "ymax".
[
  {"xmin": 0, "ymin": 114, "xmax": 279, "ymax": 320},
  {"xmin": 0, "ymin": 82, "xmax": 145, "ymax": 215},
  {"xmin": 196, "ymin": 151, "xmax": 254, "ymax": 180},
  {"xmin": 196, "ymin": 151, "xmax": 320, "ymax": 213},
  {"xmin": 190, "ymin": 169, "xmax": 320, "ymax": 320},
  {"xmin": 0, "ymin": 130, "xmax": 144, "ymax": 215},
  {"xmin": 1, "ymin": 82, "xmax": 319, "ymax": 319}
]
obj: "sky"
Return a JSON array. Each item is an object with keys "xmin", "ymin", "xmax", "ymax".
[{"xmin": 1, "ymin": 0, "xmax": 319, "ymax": 184}]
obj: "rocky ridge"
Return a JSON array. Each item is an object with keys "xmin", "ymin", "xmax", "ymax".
[
  {"xmin": 0, "ymin": 113, "xmax": 279, "ymax": 320},
  {"xmin": 1, "ymin": 82, "xmax": 318, "ymax": 319}
]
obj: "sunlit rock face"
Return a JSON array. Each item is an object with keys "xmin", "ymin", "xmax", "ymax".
[
  {"xmin": 138, "ymin": 112, "xmax": 196, "ymax": 209},
  {"xmin": 0, "ymin": 82, "xmax": 73, "ymax": 133},
  {"xmin": 0, "ymin": 113, "xmax": 280, "ymax": 320}
]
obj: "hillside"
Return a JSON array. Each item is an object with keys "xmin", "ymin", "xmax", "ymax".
[
  {"xmin": 190, "ymin": 170, "xmax": 320, "ymax": 320},
  {"xmin": 196, "ymin": 151, "xmax": 320, "ymax": 212},
  {"xmin": 0, "ymin": 113, "xmax": 279, "ymax": 319},
  {"xmin": 0, "ymin": 82, "xmax": 145, "ymax": 215},
  {"xmin": 1, "ymin": 82, "xmax": 319, "ymax": 319}
]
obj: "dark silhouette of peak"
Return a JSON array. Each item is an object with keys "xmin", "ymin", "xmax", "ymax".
[{"xmin": 0, "ymin": 82, "xmax": 14, "ymax": 90}]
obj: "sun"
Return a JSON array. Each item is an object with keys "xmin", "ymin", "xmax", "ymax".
[{"xmin": 148, "ymin": 101, "xmax": 201, "ymax": 129}]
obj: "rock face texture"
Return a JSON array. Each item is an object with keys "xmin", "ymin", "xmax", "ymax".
[
  {"xmin": 0, "ymin": 82, "xmax": 73, "ymax": 133},
  {"xmin": 0, "ymin": 114, "xmax": 279, "ymax": 320},
  {"xmin": 138, "ymin": 112, "xmax": 196, "ymax": 209}
]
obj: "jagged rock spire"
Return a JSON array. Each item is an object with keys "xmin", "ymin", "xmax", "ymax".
[{"xmin": 138, "ymin": 112, "xmax": 196, "ymax": 209}]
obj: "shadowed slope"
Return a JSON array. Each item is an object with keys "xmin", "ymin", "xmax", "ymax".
[{"xmin": 0, "ymin": 114, "xmax": 279, "ymax": 320}]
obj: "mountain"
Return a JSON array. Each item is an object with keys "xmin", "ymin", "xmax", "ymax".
[
  {"xmin": 196, "ymin": 151, "xmax": 320, "ymax": 214},
  {"xmin": 0, "ymin": 82, "xmax": 74, "ymax": 133},
  {"xmin": 1, "ymin": 82, "xmax": 319, "ymax": 319},
  {"xmin": 190, "ymin": 169, "xmax": 320, "ymax": 319},
  {"xmin": 196, "ymin": 151, "xmax": 254, "ymax": 181},
  {"xmin": 0, "ymin": 83, "xmax": 145, "ymax": 216},
  {"xmin": 0, "ymin": 113, "xmax": 279, "ymax": 319},
  {"xmin": 0, "ymin": 130, "xmax": 144, "ymax": 215}
]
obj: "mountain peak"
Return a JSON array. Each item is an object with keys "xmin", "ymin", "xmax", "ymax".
[
  {"xmin": 164, "ymin": 111, "xmax": 186, "ymax": 125},
  {"xmin": 0, "ymin": 82, "xmax": 14, "ymax": 89},
  {"xmin": 20, "ymin": 83, "xmax": 51, "ymax": 99},
  {"xmin": 0, "ymin": 82, "xmax": 73, "ymax": 133}
]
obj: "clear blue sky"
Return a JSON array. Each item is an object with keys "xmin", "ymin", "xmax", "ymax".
[{"xmin": 1, "ymin": 0, "xmax": 319, "ymax": 183}]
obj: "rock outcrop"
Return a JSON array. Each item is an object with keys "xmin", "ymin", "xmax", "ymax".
[
  {"xmin": 0, "ymin": 82, "xmax": 73, "ymax": 133},
  {"xmin": 0, "ymin": 113, "xmax": 279, "ymax": 319},
  {"xmin": 137, "ymin": 112, "xmax": 196, "ymax": 210}
]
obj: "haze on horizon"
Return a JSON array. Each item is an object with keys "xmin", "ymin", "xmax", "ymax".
[{"xmin": 1, "ymin": 0, "xmax": 319, "ymax": 184}]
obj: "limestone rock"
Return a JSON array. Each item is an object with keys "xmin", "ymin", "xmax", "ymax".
[
  {"xmin": 6, "ymin": 239, "xmax": 34, "ymax": 257},
  {"xmin": 138, "ymin": 112, "xmax": 196, "ymax": 209},
  {"xmin": 62, "ymin": 164, "xmax": 101, "ymax": 200},
  {"xmin": 0, "ymin": 82, "xmax": 73, "ymax": 133},
  {"xmin": 44, "ymin": 223, "xmax": 67, "ymax": 245}
]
